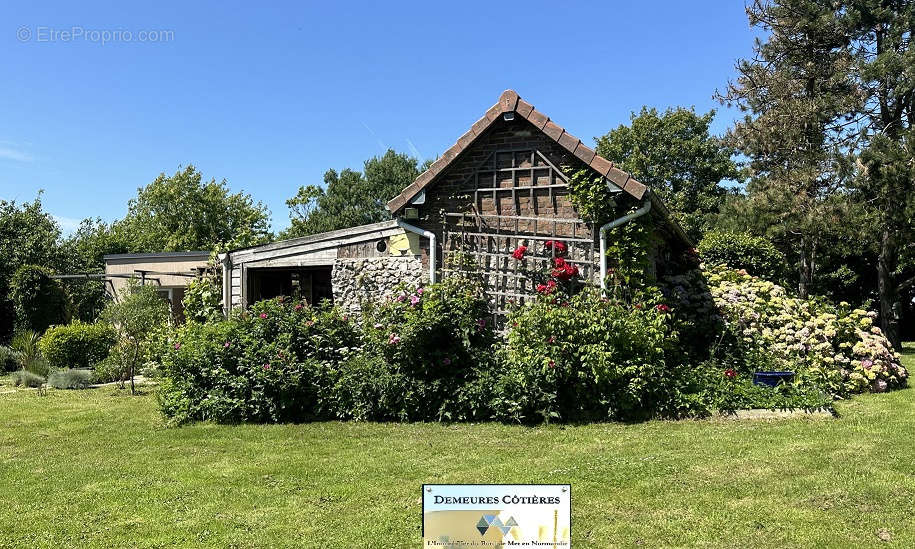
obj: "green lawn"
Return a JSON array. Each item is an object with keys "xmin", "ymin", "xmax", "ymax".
[{"xmin": 0, "ymin": 344, "xmax": 913, "ymax": 548}]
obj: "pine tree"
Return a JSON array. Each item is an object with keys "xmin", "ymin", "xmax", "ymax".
[
  {"xmin": 718, "ymin": 0, "xmax": 858, "ymax": 298},
  {"xmin": 844, "ymin": 0, "xmax": 915, "ymax": 348}
]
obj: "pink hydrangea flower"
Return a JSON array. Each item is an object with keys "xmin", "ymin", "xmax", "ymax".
[
  {"xmin": 173, "ymin": 343, "xmax": 181, "ymax": 350},
  {"xmin": 259, "ymin": 313, "xmax": 268, "ymax": 319},
  {"xmin": 410, "ymin": 295, "xmax": 421, "ymax": 306},
  {"xmin": 224, "ymin": 341, "xmax": 231, "ymax": 348}
]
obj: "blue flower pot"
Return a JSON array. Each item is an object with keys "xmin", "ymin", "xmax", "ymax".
[{"xmin": 753, "ymin": 371, "xmax": 795, "ymax": 387}]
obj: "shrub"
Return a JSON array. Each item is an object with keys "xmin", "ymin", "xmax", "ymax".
[
  {"xmin": 332, "ymin": 354, "xmax": 424, "ymax": 422},
  {"xmin": 10, "ymin": 330, "xmax": 49, "ymax": 376},
  {"xmin": 158, "ymin": 277, "xmax": 496, "ymax": 424},
  {"xmin": 0, "ymin": 346, "xmax": 21, "ymax": 372},
  {"xmin": 10, "ymin": 370, "xmax": 45, "ymax": 388},
  {"xmin": 704, "ymin": 266, "xmax": 907, "ymax": 396},
  {"xmin": 356, "ymin": 277, "xmax": 497, "ymax": 421},
  {"xmin": 698, "ymin": 231, "xmax": 786, "ymax": 282},
  {"xmin": 158, "ymin": 298, "xmax": 360, "ymax": 424},
  {"xmin": 182, "ymin": 275, "xmax": 223, "ymax": 323},
  {"xmin": 10, "ymin": 265, "xmax": 71, "ymax": 333},
  {"xmin": 93, "ymin": 343, "xmax": 131, "ymax": 384},
  {"xmin": 48, "ymin": 368, "xmax": 93, "ymax": 389},
  {"xmin": 495, "ymin": 288, "xmax": 690, "ymax": 423},
  {"xmin": 39, "ymin": 321, "xmax": 117, "ymax": 370}
]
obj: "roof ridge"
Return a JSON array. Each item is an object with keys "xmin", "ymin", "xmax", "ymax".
[{"xmin": 386, "ymin": 89, "xmax": 647, "ymax": 213}]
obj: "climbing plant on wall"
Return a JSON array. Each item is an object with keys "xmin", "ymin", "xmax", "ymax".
[{"xmin": 567, "ymin": 168, "xmax": 657, "ymax": 295}]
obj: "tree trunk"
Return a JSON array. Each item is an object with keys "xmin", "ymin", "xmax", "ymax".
[
  {"xmin": 798, "ymin": 236, "xmax": 811, "ymax": 299},
  {"xmin": 878, "ymin": 227, "xmax": 901, "ymax": 349},
  {"xmin": 129, "ymin": 342, "xmax": 139, "ymax": 395}
]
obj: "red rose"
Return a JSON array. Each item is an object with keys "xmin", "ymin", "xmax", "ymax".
[
  {"xmin": 512, "ymin": 245, "xmax": 528, "ymax": 260},
  {"xmin": 724, "ymin": 368, "xmax": 737, "ymax": 379},
  {"xmin": 536, "ymin": 280, "xmax": 557, "ymax": 295},
  {"xmin": 655, "ymin": 304, "xmax": 670, "ymax": 313},
  {"xmin": 551, "ymin": 260, "xmax": 579, "ymax": 281},
  {"xmin": 544, "ymin": 240, "xmax": 567, "ymax": 256}
]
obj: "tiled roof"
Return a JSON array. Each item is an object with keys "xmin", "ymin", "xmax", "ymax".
[{"xmin": 386, "ymin": 89, "xmax": 649, "ymax": 214}]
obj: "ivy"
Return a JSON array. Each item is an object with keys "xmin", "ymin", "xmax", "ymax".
[{"xmin": 566, "ymin": 168, "xmax": 658, "ymax": 296}]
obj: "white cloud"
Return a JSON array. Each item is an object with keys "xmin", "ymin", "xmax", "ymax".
[{"xmin": 0, "ymin": 145, "xmax": 34, "ymax": 163}]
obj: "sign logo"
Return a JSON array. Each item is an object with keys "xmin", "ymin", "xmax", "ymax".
[{"xmin": 476, "ymin": 514, "xmax": 518, "ymax": 536}]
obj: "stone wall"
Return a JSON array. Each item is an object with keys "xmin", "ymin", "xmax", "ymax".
[{"xmin": 331, "ymin": 256, "xmax": 424, "ymax": 313}]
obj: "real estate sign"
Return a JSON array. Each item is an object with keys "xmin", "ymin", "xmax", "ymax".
[{"xmin": 422, "ymin": 484, "xmax": 571, "ymax": 547}]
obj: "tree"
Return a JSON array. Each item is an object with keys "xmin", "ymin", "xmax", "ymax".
[
  {"xmin": 58, "ymin": 218, "xmax": 128, "ymax": 321},
  {"xmin": 0, "ymin": 194, "xmax": 62, "ymax": 342},
  {"xmin": 10, "ymin": 265, "xmax": 71, "ymax": 334},
  {"xmin": 843, "ymin": 0, "xmax": 915, "ymax": 348},
  {"xmin": 594, "ymin": 107, "xmax": 740, "ymax": 241},
  {"xmin": 115, "ymin": 165, "xmax": 272, "ymax": 253},
  {"xmin": 282, "ymin": 149, "xmax": 421, "ymax": 238},
  {"xmin": 717, "ymin": 0, "xmax": 859, "ymax": 299},
  {"xmin": 101, "ymin": 283, "xmax": 169, "ymax": 394}
]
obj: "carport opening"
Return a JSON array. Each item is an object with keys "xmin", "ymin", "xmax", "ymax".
[{"xmin": 248, "ymin": 267, "xmax": 333, "ymax": 305}]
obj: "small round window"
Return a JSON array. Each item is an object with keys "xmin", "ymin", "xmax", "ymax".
[{"xmin": 376, "ymin": 239, "xmax": 388, "ymax": 253}]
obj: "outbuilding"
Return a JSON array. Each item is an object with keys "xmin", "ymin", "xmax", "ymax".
[{"xmin": 222, "ymin": 89, "xmax": 692, "ymax": 313}]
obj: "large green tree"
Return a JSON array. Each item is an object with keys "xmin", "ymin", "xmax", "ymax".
[
  {"xmin": 58, "ymin": 218, "xmax": 128, "ymax": 321},
  {"xmin": 115, "ymin": 165, "xmax": 272, "ymax": 253},
  {"xmin": 282, "ymin": 149, "xmax": 421, "ymax": 238},
  {"xmin": 594, "ymin": 107, "xmax": 739, "ymax": 242},
  {"xmin": 843, "ymin": 0, "xmax": 915, "ymax": 348},
  {"xmin": 0, "ymin": 194, "xmax": 62, "ymax": 342},
  {"xmin": 718, "ymin": 0, "xmax": 859, "ymax": 299}
]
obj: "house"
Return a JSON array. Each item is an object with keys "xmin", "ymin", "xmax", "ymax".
[
  {"xmin": 222, "ymin": 90, "xmax": 692, "ymax": 313},
  {"xmin": 104, "ymin": 251, "xmax": 211, "ymax": 317}
]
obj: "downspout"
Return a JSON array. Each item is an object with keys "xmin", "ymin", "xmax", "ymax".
[
  {"xmin": 599, "ymin": 193, "xmax": 652, "ymax": 292},
  {"xmin": 219, "ymin": 253, "xmax": 232, "ymax": 315},
  {"xmin": 396, "ymin": 218, "xmax": 437, "ymax": 284}
]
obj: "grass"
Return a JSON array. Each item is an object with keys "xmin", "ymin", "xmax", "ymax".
[{"xmin": 0, "ymin": 344, "xmax": 912, "ymax": 548}]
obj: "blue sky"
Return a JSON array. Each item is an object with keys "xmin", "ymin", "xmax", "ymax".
[{"xmin": 1, "ymin": 1, "xmax": 756, "ymax": 234}]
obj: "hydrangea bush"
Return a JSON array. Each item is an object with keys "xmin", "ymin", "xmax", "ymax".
[{"xmin": 696, "ymin": 266, "xmax": 907, "ymax": 395}]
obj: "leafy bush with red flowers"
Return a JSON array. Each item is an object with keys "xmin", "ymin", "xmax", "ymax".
[{"xmin": 494, "ymin": 288, "xmax": 699, "ymax": 422}]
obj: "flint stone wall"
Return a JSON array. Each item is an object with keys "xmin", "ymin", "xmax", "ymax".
[{"xmin": 332, "ymin": 256, "xmax": 424, "ymax": 313}]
